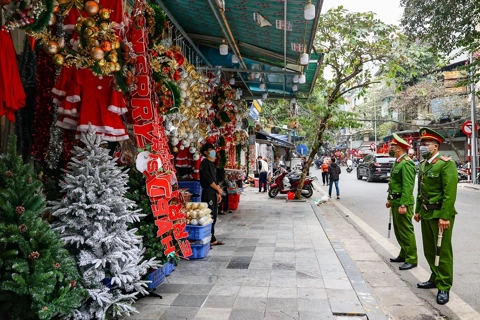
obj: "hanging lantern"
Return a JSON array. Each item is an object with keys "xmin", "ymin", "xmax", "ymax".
[{"xmin": 219, "ymin": 39, "xmax": 228, "ymax": 55}]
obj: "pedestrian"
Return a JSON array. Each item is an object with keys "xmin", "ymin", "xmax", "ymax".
[
  {"xmin": 321, "ymin": 160, "xmax": 329, "ymax": 186},
  {"xmin": 257, "ymin": 156, "xmax": 268, "ymax": 193},
  {"xmin": 216, "ymin": 167, "xmax": 228, "ymax": 215},
  {"xmin": 386, "ymin": 133, "xmax": 418, "ymax": 271},
  {"xmin": 328, "ymin": 158, "xmax": 341, "ymax": 199},
  {"xmin": 414, "ymin": 128, "xmax": 458, "ymax": 305},
  {"xmin": 199, "ymin": 143, "xmax": 225, "ymax": 247}
]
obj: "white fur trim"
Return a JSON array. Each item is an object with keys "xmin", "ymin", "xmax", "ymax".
[
  {"xmin": 76, "ymin": 124, "xmax": 126, "ymax": 135},
  {"xmin": 66, "ymin": 95, "xmax": 81, "ymax": 103},
  {"xmin": 52, "ymin": 88, "xmax": 66, "ymax": 96},
  {"xmin": 108, "ymin": 105, "xmax": 128, "ymax": 115}
]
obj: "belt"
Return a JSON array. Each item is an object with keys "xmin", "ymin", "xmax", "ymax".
[
  {"xmin": 389, "ymin": 193, "xmax": 401, "ymax": 200},
  {"xmin": 422, "ymin": 203, "xmax": 442, "ymax": 210}
]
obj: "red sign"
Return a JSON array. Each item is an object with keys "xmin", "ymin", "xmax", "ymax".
[
  {"xmin": 462, "ymin": 120, "xmax": 479, "ymax": 136},
  {"xmin": 370, "ymin": 143, "xmax": 376, "ymax": 151}
]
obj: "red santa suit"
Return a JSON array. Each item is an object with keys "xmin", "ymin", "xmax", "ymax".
[
  {"xmin": 0, "ymin": 27, "xmax": 26, "ymax": 122},
  {"xmin": 57, "ymin": 68, "xmax": 128, "ymax": 141}
]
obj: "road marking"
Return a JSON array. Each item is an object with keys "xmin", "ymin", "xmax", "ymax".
[{"xmin": 312, "ymin": 181, "xmax": 480, "ymax": 319}]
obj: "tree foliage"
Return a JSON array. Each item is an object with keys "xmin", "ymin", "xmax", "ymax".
[
  {"xmin": 0, "ymin": 135, "xmax": 87, "ymax": 320},
  {"xmin": 294, "ymin": 6, "xmax": 412, "ymax": 197},
  {"xmin": 400, "ymin": 0, "xmax": 480, "ymax": 56}
]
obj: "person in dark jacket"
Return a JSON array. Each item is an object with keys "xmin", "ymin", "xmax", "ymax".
[
  {"xmin": 328, "ymin": 158, "xmax": 341, "ymax": 199},
  {"xmin": 200, "ymin": 143, "xmax": 225, "ymax": 246}
]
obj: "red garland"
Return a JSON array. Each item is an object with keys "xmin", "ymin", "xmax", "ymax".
[{"xmin": 30, "ymin": 49, "xmax": 56, "ymax": 163}]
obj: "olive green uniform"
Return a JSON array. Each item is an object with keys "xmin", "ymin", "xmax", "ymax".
[
  {"xmin": 416, "ymin": 155, "xmax": 457, "ymax": 291},
  {"xmin": 388, "ymin": 154, "xmax": 417, "ymax": 264}
]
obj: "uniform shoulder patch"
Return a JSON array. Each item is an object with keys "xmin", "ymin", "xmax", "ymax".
[
  {"xmin": 404, "ymin": 155, "xmax": 411, "ymax": 161},
  {"xmin": 440, "ymin": 156, "xmax": 451, "ymax": 162},
  {"xmin": 420, "ymin": 159, "xmax": 426, "ymax": 163}
]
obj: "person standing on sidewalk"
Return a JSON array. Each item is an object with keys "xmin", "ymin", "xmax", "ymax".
[
  {"xmin": 328, "ymin": 158, "xmax": 341, "ymax": 199},
  {"xmin": 257, "ymin": 156, "xmax": 268, "ymax": 193},
  {"xmin": 385, "ymin": 133, "xmax": 418, "ymax": 271},
  {"xmin": 414, "ymin": 128, "xmax": 458, "ymax": 305},
  {"xmin": 199, "ymin": 143, "xmax": 225, "ymax": 246},
  {"xmin": 321, "ymin": 159, "xmax": 329, "ymax": 186}
]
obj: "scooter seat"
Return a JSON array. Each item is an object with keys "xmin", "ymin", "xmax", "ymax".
[{"xmin": 289, "ymin": 177, "xmax": 301, "ymax": 183}]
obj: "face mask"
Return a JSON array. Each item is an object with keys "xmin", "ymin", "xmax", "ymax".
[
  {"xmin": 388, "ymin": 149, "xmax": 395, "ymax": 157},
  {"xmin": 419, "ymin": 145, "xmax": 431, "ymax": 159},
  {"xmin": 209, "ymin": 150, "xmax": 216, "ymax": 158}
]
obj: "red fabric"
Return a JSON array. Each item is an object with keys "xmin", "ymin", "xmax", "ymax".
[
  {"xmin": 57, "ymin": 68, "xmax": 128, "ymax": 141},
  {"xmin": 0, "ymin": 27, "xmax": 26, "ymax": 122}
]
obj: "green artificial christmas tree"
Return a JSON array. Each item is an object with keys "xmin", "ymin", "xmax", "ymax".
[
  {"xmin": 0, "ymin": 135, "xmax": 88, "ymax": 320},
  {"xmin": 49, "ymin": 128, "xmax": 160, "ymax": 319}
]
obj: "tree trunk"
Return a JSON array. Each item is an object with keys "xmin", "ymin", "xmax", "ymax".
[
  {"xmin": 294, "ymin": 111, "xmax": 333, "ymax": 199},
  {"xmin": 444, "ymin": 126, "xmax": 463, "ymax": 165}
]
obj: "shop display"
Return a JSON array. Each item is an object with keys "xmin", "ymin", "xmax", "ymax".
[
  {"xmin": 0, "ymin": 0, "xmax": 251, "ymax": 317},
  {"xmin": 49, "ymin": 128, "xmax": 160, "ymax": 319},
  {"xmin": 0, "ymin": 136, "xmax": 87, "ymax": 320}
]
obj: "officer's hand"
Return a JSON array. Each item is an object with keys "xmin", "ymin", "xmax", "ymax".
[
  {"xmin": 216, "ymin": 193, "xmax": 222, "ymax": 203},
  {"xmin": 385, "ymin": 201, "xmax": 391, "ymax": 208},
  {"xmin": 398, "ymin": 206, "xmax": 407, "ymax": 215},
  {"xmin": 414, "ymin": 213, "xmax": 421, "ymax": 222},
  {"xmin": 438, "ymin": 219, "xmax": 450, "ymax": 232}
]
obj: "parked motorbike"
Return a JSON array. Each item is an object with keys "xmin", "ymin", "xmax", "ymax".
[
  {"xmin": 458, "ymin": 167, "xmax": 468, "ymax": 181},
  {"xmin": 346, "ymin": 165, "xmax": 353, "ymax": 173},
  {"xmin": 268, "ymin": 167, "xmax": 316, "ymax": 198}
]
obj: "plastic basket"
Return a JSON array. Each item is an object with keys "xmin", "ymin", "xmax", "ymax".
[
  {"xmin": 228, "ymin": 202, "xmax": 239, "ymax": 210},
  {"xmin": 228, "ymin": 193, "xmax": 240, "ymax": 203},
  {"xmin": 189, "ymin": 235, "xmax": 211, "ymax": 245},
  {"xmin": 186, "ymin": 223, "xmax": 212, "ymax": 240},
  {"xmin": 191, "ymin": 196, "xmax": 201, "ymax": 202},
  {"xmin": 190, "ymin": 242, "xmax": 210, "ymax": 259},
  {"xmin": 164, "ymin": 262, "xmax": 176, "ymax": 276},
  {"xmin": 178, "ymin": 181, "xmax": 202, "ymax": 196},
  {"xmin": 146, "ymin": 266, "xmax": 165, "ymax": 289}
]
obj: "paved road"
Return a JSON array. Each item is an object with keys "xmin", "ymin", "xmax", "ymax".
[{"xmin": 310, "ymin": 165, "xmax": 480, "ymax": 317}]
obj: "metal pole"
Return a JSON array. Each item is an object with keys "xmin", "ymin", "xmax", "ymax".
[
  {"xmin": 374, "ymin": 97, "xmax": 377, "ymax": 153},
  {"xmin": 470, "ymin": 53, "xmax": 477, "ymax": 184}
]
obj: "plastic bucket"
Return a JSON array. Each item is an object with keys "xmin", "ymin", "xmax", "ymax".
[{"xmin": 287, "ymin": 192, "xmax": 294, "ymax": 200}]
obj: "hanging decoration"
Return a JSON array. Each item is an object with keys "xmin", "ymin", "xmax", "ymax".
[
  {"xmin": 2, "ymin": 0, "xmax": 55, "ymax": 32},
  {"xmin": 129, "ymin": 0, "xmax": 191, "ymax": 259}
]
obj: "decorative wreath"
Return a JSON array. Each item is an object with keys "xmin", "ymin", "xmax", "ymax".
[
  {"xmin": 150, "ymin": 43, "xmax": 185, "ymax": 82},
  {"xmin": 31, "ymin": 2, "xmax": 125, "ymax": 77}
]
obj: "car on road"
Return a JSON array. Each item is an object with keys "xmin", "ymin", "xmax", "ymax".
[{"xmin": 356, "ymin": 153, "xmax": 396, "ymax": 182}]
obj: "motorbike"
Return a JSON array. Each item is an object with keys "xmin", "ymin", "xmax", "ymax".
[
  {"xmin": 314, "ymin": 160, "xmax": 321, "ymax": 170},
  {"xmin": 346, "ymin": 165, "xmax": 353, "ymax": 173},
  {"xmin": 457, "ymin": 167, "xmax": 468, "ymax": 181},
  {"xmin": 268, "ymin": 167, "xmax": 316, "ymax": 198}
]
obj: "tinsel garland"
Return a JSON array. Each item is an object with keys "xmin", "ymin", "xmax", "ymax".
[
  {"xmin": 146, "ymin": 3, "xmax": 166, "ymax": 46},
  {"xmin": 30, "ymin": 45, "xmax": 56, "ymax": 163},
  {"xmin": 16, "ymin": 36, "xmax": 38, "ymax": 161},
  {"xmin": 218, "ymin": 149, "xmax": 226, "ymax": 169},
  {"xmin": 45, "ymin": 14, "xmax": 67, "ymax": 169}
]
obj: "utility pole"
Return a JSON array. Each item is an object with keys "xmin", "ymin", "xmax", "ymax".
[
  {"xmin": 374, "ymin": 96, "xmax": 377, "ymax": 153},
  {"xmin": 470, "ymin": 53, "xmax": 477, "ymax": 184}
]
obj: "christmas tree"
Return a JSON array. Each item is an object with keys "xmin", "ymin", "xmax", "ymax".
[
  {"xmin": 49, "ymin": 128, "xmax": 160, "ymax": 319},
  {"xmin": 0, "ymin": 135, "xmax": 88, "ymax": 320}
]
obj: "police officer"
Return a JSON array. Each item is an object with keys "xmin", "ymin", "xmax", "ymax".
[
  {"xmin": 386, "ymin": 133, "xmax": 418, "ymax": 270},
  {"xmin": 414, "ymin": 128, "xmax": 457, "ymax": 305}
]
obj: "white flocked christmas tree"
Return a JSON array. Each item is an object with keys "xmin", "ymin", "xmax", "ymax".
[{"xmin": 49, "ymin": 127, "xmax": 160, "ymax": 320}]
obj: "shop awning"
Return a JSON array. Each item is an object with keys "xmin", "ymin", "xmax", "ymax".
[
  {"xmin": 156, "ymin": 0, "xmax": 324, "ymax": 101},
  {"xmin": 256, "ymin": 131, "xmax": 295, "ymax": 148}
]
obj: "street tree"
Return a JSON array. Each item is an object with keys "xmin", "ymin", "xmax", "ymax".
[
  {"xmin": 400, "ymin": 0, "xmax": 480, "ymax": 57},
  {"xmin": 389, "ymin": 78, "xmax": 469, "ymax": 162},
  {"xmin": 294, "ymin": 6, "xmax": 418, "ymax": 198}
]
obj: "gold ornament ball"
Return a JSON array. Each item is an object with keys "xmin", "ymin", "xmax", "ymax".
[
  {"xmin": 83, "ymin": 17, "xmax": 96, "ymax": 27},
  {"xmin": 98, "ymin": 8, "xmax": 111, "ymax": 20},
  {"xmin": 99, "ymin": 22, "xmax": 109, "ymax": 31},
  {"xmin": 84, "ymin": 1, "xmax": 100, "ymax": 17},
  {"xmin": 52, "ymin": 54, "xmax": 65, "ymax": 66},
  {"xmin": 44, "ymin": 41, "xmax": 59, "ymax": 55},
  {"xmin": 90, "ymin": 47, "xmax": 105, "ymax": 61},
  {"xmin": 108, "ymin": 53, "xmax": 118, "ymax": 63},
  {"xmin": 108, "ymin": 62, "xmax": 116, "ymax": 72},
  {"xmin": 112, "ymin": 40, "xmax": 120, "ymax": 49},
  {"xmin": 172, "ymin": 147, "xmax": 178, "ymax": 153},
  {"xmin": 114, "ymin": 63, "xmax": 121, "ymax": 71},
  {"xmin": 84, "ymin": 27, "xmax": 95, "ymax": 37},
  {"xmin": 98, "ymin": 59, "xmax": 106, "ymax": 67}
]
